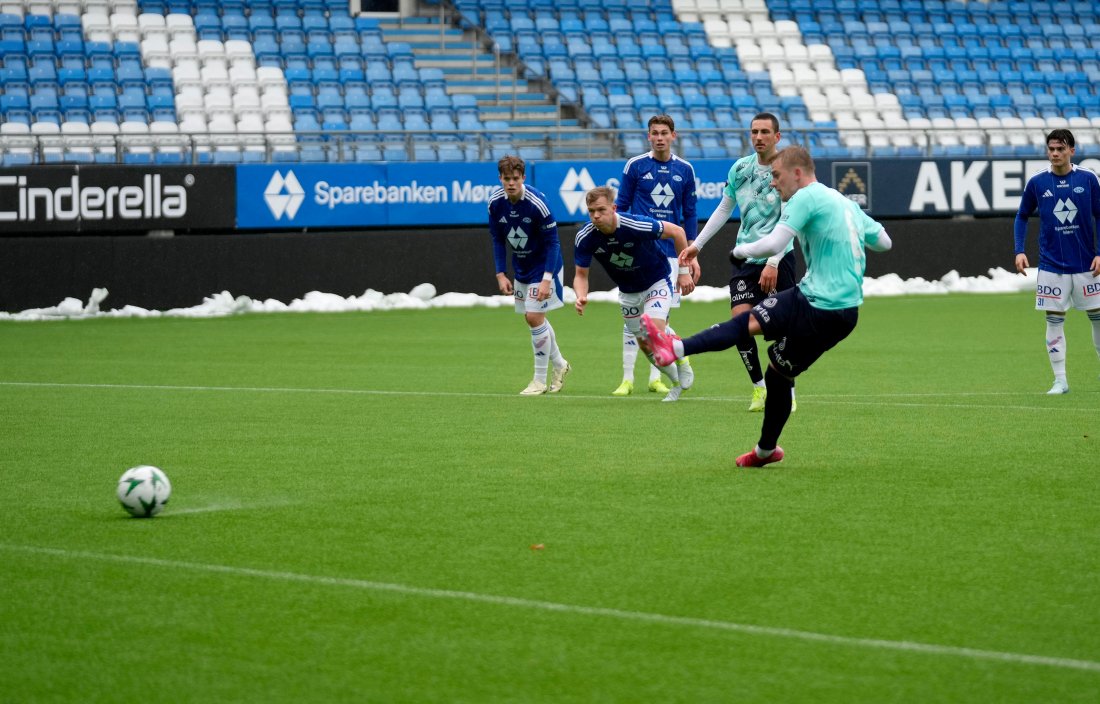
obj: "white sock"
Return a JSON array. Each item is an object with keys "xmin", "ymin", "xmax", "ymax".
[
  {"xmin": 644, "ymin": 351, "xmax": 679, "ymax": 385},
  {"xmin": 530, "ymin": 322, "xmax": 552, "ymax": 383},
  {"xmin": 1089, "ymin": 311, "xmax": 1100, "ymax": 362},
  {"xmin": 1046, "ymin": 314, "xmax": 1067, "ymax": 381},
  {"xmin": 672, "ymin": 339, "xmax": 685, "ymax": 358},
  {"xmin": 546, "ymin": 321, "xmax": 565, "ymax": 367},
  {"xmin": 664, "ymin": 324, "xmax": 683, "ymax": 376},
  {"xmin": 622, "ymin": 325, "xmax": 638, "ymax": 381},
  {"xmin": 755, "ymin": 445, "xmax": 775, "ymax": 459}
]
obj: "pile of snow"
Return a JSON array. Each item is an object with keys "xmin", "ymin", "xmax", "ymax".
[{"xmin": 1, "ymin": 268, "xmax": 1037, "ymax": 322}]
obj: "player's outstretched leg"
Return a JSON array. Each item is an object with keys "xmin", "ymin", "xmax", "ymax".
[{"xmin": 640, "ymin": 314, "xmax": 681, "ymax": 367}]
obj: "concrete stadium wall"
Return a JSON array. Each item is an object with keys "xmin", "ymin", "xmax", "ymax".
[{"xmin": 1, "ymin": 216, "xmax": 1027, "ymax": 312}]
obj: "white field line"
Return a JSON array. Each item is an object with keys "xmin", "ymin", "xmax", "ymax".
[
  {"xmin": 2, "ymin": 543, "xmax": 1098, "ymax": 674},
  {"xmin": 166, "ymin": 500, "xmax": 298, "ymax": 516},
  {"xmin": 0, "ymin": 381, "xmax": 1091, "ymax": 413}
]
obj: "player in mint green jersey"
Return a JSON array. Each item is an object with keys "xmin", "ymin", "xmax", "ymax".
[
  {"xmin": 680, "ymin": 113, "xmax": 798, "ymax": 412},
  {"xmin": 644, "ymin": 145, "xmax": 892, "ymax": 467}
]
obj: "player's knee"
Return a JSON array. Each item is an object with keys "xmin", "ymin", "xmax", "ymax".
[
  {"xmin": 525, "ymin": 313, "xmax": 545, "ymax": 327},
  {"xmin": 765, "ymin": 364, "xmax": 794, "ymax": 388}
]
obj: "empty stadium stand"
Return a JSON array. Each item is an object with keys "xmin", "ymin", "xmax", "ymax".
[{"xmin": 1, "ymin": 0, "xmax": 1099, "ymax": 164}]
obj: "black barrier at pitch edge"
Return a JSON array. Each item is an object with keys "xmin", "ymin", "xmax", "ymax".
[{"xmin": 0, "ymin": 165, "xmax": 236, "ymax": 233}]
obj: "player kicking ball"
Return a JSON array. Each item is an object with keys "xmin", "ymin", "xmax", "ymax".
[
  {"xmin": 573, "ymin": 186, "xmax": 696, "ymax": 402},
  {"xmin": 644, "ymin": 145, "xmax": 892, "ymax": 465}
]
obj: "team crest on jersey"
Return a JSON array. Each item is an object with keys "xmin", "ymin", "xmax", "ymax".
[
  {"xmin": 762, "ymin": 296, "xmax": 778, "ymax": 308},
  {"xmin": 1054, "ymin": 199, "xmax": 1078, "ymax": 224},
  {"xmin": 737, "ymin": 280, "xmax": 747, "ymax": 291},
  {"xmin": 507, "ymin": 227, "xmax": 528, "ymax": 248},
  {"xmin": 650, "ymin": 183, "xmax": 674, "ymax": 207},
  {"xmin": 609, "ymin": 253, "xmax": 634, "ymax": 268}
]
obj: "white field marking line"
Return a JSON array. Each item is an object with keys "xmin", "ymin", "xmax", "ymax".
[
  {"xmin": 2, "ymin": 544, "xmax": 1098, "ymax": 674},
  {"xmin": 0, "ymin": 381, "xmax": 1090, "ymax": 413},
  {"xmin": 167, "ymin": 500, "xmax": 298, "ymax": 516}
]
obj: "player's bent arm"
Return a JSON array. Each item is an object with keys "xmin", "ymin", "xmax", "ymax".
[
  {"xmin": 733, "ymin": 223, "xmax": 796, "ymax": 260},
  {"xmin": 660, "ymin": 222, "xmax": 688, "ymax": 255},
  {"xmin": 866, "ymin": 228, "xmax": 893, "ymax": 252},
  {"xmin": 573, "ymin": 266, "xmax": 590, "ymax": 314},
  {"xmin": 691, "ymin": 194, "xmax": 735, "ymax": 252}
]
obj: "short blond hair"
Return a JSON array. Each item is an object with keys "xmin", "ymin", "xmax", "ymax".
[
  {"xmin": 773, "ymin": 144, "xmax": 815, "ymax": 174},
  {"xmin": 585, "ymin": 186, "xmax": 616, "ymax": 207}
]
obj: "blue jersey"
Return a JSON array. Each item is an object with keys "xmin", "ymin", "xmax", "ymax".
[
  {"xmin": 616, "ymin": 152, "xmax": 698, "ymax": 257},
  {"xmin": 1014, "ymin": 164, "xmax": 1100, "ymax": 274},
  {"xmin": 487, "ymin": 185, "xmax": 562, "ymax": 284},
  {"xmin": 574, "ymin": 212, "xmax": 671, "ymax": 293}
]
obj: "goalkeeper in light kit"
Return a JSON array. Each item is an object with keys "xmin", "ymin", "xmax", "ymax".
[
  {"xmin": 1013, "ymin": 128, "xmax": 1100, "ymax": 395},
  {"xmin": 487, "ymin": 155, "xmax": 570, "ymax": 396},
  {"xmin": 644, "ymin": 146, "xmax": 892, "ymax": 466}
]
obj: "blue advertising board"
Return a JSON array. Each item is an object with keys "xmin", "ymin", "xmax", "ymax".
[
  {"xmin": 235, "ymin": 156, "xmax": 1100, "ymax": 230},
  {"xmin": 236, "ymin": 162, "xmax": 500, "ymax": 229}
]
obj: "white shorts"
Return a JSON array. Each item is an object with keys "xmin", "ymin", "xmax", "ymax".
[
  {"xmin": 619, "ymin": 276, "xmax": 675, "ymax": 336},
  {"xmin": 667, "ymin": 256, "xmax": 682, "ymax": 308},
  {"xmin": 1034, "ymin": 270, "xmax": 1100, "ymax": 312},
  {"xmin": 513, "ymin": 268, "xmax": 565, "ymax": 314}
]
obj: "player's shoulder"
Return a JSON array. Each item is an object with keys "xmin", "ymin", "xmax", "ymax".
[
  {"xmin": 522, "ymin": 186, "xmax": 554, "ymax": 216},
  {"xmin": 1072, "ymin": 164, "xmax": 1100, "ymax": 184},
  {"xmin": 622, "ymin": 152, "xmax": 653, "ymax": 176},
  {"xmin": 617, "ymin": 211, "xmax": 659, "ymax": 231},
  {"xmin": 729, "ymin": 153, "xmax": 756, "ymax": 178},
  {"xmin": 487, "ymin": 187, "xmax": 507, "ymax": 208},
  {"xmin": 575, "ymin": 222, "xmax": 596, "ymax": 247},
  {"xmin": 670, "ymin": 153, "xmax": 696, "ymax": 173}
]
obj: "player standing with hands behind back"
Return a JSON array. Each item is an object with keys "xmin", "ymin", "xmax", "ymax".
[
  {"xmin": 487, "ymin": 155, "xmax": 570, "ymax": 396},
  {"xmin": 1013, "ymin": 128, "xmax": 1100, "ymax": 394}
]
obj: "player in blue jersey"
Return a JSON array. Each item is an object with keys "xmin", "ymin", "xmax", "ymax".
[
  {"xmin": 574, "ymin": 186, "xmax": 696, "ymax": 402},
  {"xmin": 643, "ymin": 146, "xmax": 892, "ymax": 465},
  {"xmin": 680, "ymin": 113, "xmax": 799, "ymax": 412},
  {"xmin": 1013, "ymin": 129, "xmax": 1100, "ymax": 394},
  {"xmin": 488, "ymin": 155, "xmax": 570, "ymax": 396},
  {"xmin": 611, "ymin": 114, "xmax": 700, "ymax": 398}
]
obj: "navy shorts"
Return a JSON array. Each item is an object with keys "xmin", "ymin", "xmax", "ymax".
[
  {"xmin": 749, "ymin": 287, "xmax": 858, "ymax": 378},
  {"xmin": 729, "ymin": 250, "xmax": 798, "ymax": 309}
]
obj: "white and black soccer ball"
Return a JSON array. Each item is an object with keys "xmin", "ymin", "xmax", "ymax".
[{"xmin": 117, "ymin": 465, "xmax": 172, "ymax": 517}]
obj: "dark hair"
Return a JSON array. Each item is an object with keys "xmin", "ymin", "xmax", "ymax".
[
  {"xmin": 773, "ymin": 144, "xmax": 815, "ymax": 173},
  {"xmin": 751, "ymin": 112, "xmax": 780, "ymax": 132},
  {"xmin": 585, "ymin": 186, "xmax": 616, "ymax": 207},
  {"xmin": 1046, "ymin": 129, "xmax": 1075, "ymax": 148},
  {"xmin": 647, "ymin": 114, "xmax": 676, "ymax": 133},
  {"xmin": 497, "ymin": 155, "xmax": 526, "ymax": 177}
]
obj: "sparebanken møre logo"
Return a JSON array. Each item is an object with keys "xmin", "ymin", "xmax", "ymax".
[{"xmin": 264, "ymin": 171, "xmax": 305, "ymax": 220}]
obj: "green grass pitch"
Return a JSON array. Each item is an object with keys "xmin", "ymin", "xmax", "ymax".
[{"xmin": 1, "ymin": 293, "xmax": 1098, "ymax": 702}]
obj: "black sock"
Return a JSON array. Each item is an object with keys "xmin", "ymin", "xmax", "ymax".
[
  {"xmin": 759, "ymin": 366, "xmax": 794, "ymax": 451},
  {"xmin": 682, "ymin": 311, "xmax": 751, "ymax": 357},
  {"xmin": 737, "ymin": 337, "xmax": 764, "ymax": 384}
]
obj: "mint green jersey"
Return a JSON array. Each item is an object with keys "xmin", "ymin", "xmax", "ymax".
[
  {"xmin": 779, "ymin": 182, "xmax": 885, "ymax": 310},
  {"xmin": 725, "ymin": 153, "xmax": 792, "ymax": 264}
]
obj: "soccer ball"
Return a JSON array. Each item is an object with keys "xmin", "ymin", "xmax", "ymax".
[{"xmin": 117, "ymin": 465, "xmax": 172, "ymax": 518}]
